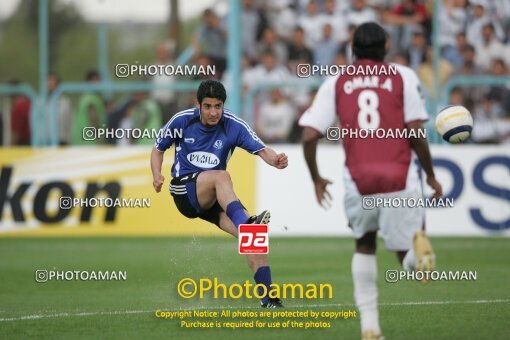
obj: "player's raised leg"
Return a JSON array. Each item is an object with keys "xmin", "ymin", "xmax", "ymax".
[
  {"xmin": 382, "ymin": 189, "xmax": 436, "ymax": 282},
  {"xmin": 399, "ymin": 231, "xmax": 436, "ymax": 280},
  {"xmin": 413, "ymin": 231, "xmax": 436, "ymax": 272},
  {"xmin": 352, "ymin": 232, "xmax": 383, "ymax": 340},
  {"xmin": 218, "ymin": 212, "xmax": 269, "ymax": 273},
  {"xmin": 217, "ymin": 211, "xmax": 282, "ymax": 308},
  {"xmin": 196, "ymin": 170, "xmax": 251, "ymax": 228}
]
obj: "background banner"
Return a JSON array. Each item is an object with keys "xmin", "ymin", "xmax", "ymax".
[
  {"xmin": 1, "ymin": 145, "xmax": 508, "ymax": 237},
  {"xmin": 0, "ymin": 147, "xmax": 255, "ymax": 236},
  {"xmin": 257, "ymin": 145, "xmax": 510, "ymax": 236}
]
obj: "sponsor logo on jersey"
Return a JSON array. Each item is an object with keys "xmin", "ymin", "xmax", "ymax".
[
  {"xmin": 187, "ymin": 151, "xmax": 220, "ymax": 169},
  {"xmin": 213, "ymin": 140, "xmax": 223, "ymax": 149}
]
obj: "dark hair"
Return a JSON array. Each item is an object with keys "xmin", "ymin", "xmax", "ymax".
[
  {"xmin": 203, "ymin": 8, "xmax": 213, "ymax": 17},
  {"xmin": 48, "ymin": 72, "xmax": 60, "ymax": 82},
  {"xmin": 8, "ymin": 78, "xmax": 21, "ymax": 86},
  {"xmin": 197, "ymin": 80, "xmax": 227, "ymax": 104},
  {"xmin": 352, "ymin": 22, "xmax": 388, "ymax": 61},
  {"xmin": 462, "ymin": 44, "xmax": 475, "ymax": 53},
  {"xmin": 261, "ymin": 49, "xmax": 276, "ymax": 58},
  {"xmin": 85, "ymin": 70, "xmax": 100, "ymax": 81},
  {"xmin": 394, "ymin": 51, "xmax": 410, "ymax": 64},
  {"xmin": 492, "ymin": 58, "xmax": 506, "ymax": 67},
  {"xmin": 450, "ymin": 86, "xmax": 463, "ymax": 95},
  {"xmin": 483, "ymin": 23, "xmax": 494, "ymax": 31}
]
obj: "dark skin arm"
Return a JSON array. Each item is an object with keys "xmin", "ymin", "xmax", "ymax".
[
  {"xmin": 302, "ymin": 126, "xmax": 332, "ymax": 208},
  {"xmin": 304, "ymin": 121, "xmax": 442, "ymax": 205},
  {"xmin": 407, "ymin": 120, "xmax": 443, "ymax": 199}
]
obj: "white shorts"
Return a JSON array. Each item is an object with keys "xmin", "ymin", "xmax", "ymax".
[{"xmin": 343, "ymin": 160, "xmax": 424, "ymax": 251}]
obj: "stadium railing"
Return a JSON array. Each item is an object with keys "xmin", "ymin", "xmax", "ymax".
[
  {"xmin": 46, "ymin": 81, "xmax": 203, "ymax": 146},
  {"xmin": 0, "ymin": 84, "xmax": 39, "ymax": 146},
  {"xmin": 441, "ymin": 75, "xmax": 510, "ymax": 105},
  {"xmin": 3, "ymin": 75, "xmax": 509, "ymax": 146}
]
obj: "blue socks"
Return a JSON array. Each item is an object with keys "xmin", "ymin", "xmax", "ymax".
[
  {"xmin": 254, "ymin": 266, "xmax": 272, "ymax": 304},
  {"xmin": 226, "ymin": 200, "xmax": 249, "ymax": 228},
  {"xmin": 227, "ymin": 202, "xmax": 272, "ymax": 303}
]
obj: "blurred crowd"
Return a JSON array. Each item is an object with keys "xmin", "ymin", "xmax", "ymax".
[
  {"xmin": 3, "ymin": 70, "xmax": 163, "ymax": 146},
  {"xmin": 215, "ymin": 0, "xmax": 510, "ymax": 144},
  {"xmin": 3, "ymin": 0, "xmax": 510, "ymax": 146}
]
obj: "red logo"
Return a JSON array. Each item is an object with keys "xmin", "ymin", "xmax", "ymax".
[{"xmin": 238, "ymin": 224, "xmax": 269, "ymax": 254}]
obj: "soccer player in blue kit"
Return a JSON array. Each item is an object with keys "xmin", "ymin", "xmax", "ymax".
[{"xmin": 150, "ymin": 80, "xmax": 288, "ymax": 308}]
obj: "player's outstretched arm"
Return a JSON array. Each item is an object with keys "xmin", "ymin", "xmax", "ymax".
[
  {"xmin": 407, "ymin": 120, "xmax": 443, "ymax": 199},
  {"xmin": 257, "ymin": 147, "xmax": 288, "ymax": 169},
  {"xmin": 302, "ymin": 127, "xmax": 332, "ymax": 208},
  {"xmin": 150, "ymin": 147, "xmax": 165, "ymax": 193}
]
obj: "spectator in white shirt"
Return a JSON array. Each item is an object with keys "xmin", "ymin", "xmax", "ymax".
[
  {"xmin": 474, "ymin": 23, "xmax": 506, "ymax": 72},
  {"xmin": 151, "ymin": 42, "xmax": 177, "ymax": 122},
  {"xmin": 466, "ymin": 1, "xmax": 504, "ymax": 46},
  {"xmin": 244, "ymin": 51, "xmax": 292, "ymax": 90},
  {"xmin": 439, "ymin": 0, "xmax": 468, "ymax": 48},
  {"xmin": 257, "ymin": 89, "xmax": 297, "ymax": 143},
  {"xmin": 298, "ymin": 0, "xmax": 326, "ymax": 48},
  {"xmin": 286, "ymin": 57, "xmax": 313, "ymax": 110},
  {"xmin": 266, "ymin": 0, "xmax": 298, "ymax": 42},
  {"xmin": 487, "ymin": 0, "xmax": 510, "ymax": 31},
  {"xmin": 345, "ymin": 0, "xmax": 378, "ymax": 27},
  {"xmin": 323, "ymin": 0, "xmax": 349, "ymax": 43},
  {"xmin": 221, "ymin": 54, "xmax": 252, "ymax": 94},
  {"xmin": 44, "ymin": 73, "xmax": 73, "ymax": 145}
]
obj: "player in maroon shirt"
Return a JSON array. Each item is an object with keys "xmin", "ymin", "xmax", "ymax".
[
  {"xmin": 300, "ymin": 22, "xmax": 442, "ymax": 340},
  {"xmin": 11, "ymin": 94, "xmax": 31, "ymax": 146}
]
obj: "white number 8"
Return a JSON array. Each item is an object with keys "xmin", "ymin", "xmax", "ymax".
[{"xmin": 357, "ymin": 90, "xmax": 380, "ymax": 129}]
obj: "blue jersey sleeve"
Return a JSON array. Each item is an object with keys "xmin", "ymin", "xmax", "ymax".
[
  {"xmin": 154, "ymin": 113, "xmax": 186, "ymax": 152},
  {"xmin": 227, "ymin": 114, "xmax": 265, "ymax": 154}
]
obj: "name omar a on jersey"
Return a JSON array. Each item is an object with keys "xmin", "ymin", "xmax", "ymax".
[{"xmin": 343, "ymin": 75, "xmax": 394, "ymax": 95}]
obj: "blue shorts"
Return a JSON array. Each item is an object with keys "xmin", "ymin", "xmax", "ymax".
[{"xmin": 169, "ymin": 171, "xmax": 223, "ymax": 226}]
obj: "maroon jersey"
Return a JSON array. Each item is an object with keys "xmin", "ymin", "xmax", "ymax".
[{"xmin": 299, "ymin": 60, "xmax": 429, "ymax": 195}]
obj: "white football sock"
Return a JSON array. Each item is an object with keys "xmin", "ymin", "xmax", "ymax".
[
  {"xmin": 352, "ymin": 253, "xmax": 381, "ymax": 334},
  {"xmin": 403, "ymin": 248, "xmax": 416, "ymax": 271}
]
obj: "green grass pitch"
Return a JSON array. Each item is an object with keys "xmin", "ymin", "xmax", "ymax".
[{"xmin": 0, "ymin": 237, "xmax": 509, "ymax": 339}]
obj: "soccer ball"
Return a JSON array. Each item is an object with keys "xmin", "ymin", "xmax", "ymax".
[{"xmin": 435, "ymin": 105, "xmax": 473, "ymax": 143}]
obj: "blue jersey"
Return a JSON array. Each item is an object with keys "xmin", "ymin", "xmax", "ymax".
[{"xmin": 154, "ymin": 108, "xmax": 265, "ymax": 178}]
